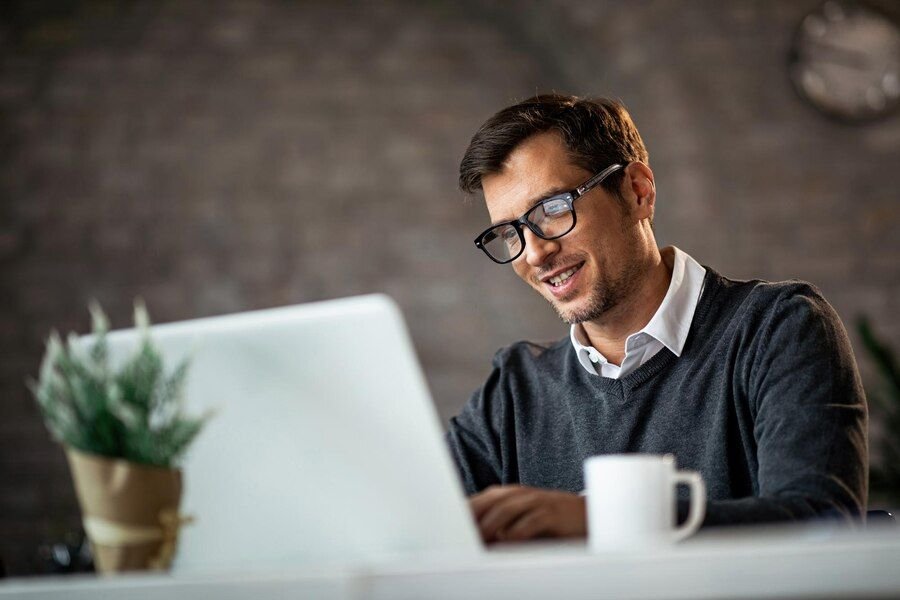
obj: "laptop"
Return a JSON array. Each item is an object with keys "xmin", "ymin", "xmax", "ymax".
[{"xmin": 90, "ymin": 294, "xmax": 484, "ymax": 572}]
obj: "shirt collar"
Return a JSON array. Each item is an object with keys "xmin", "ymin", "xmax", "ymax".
[
  {"xmin": 640, "ymin": 246, "xmax": 706, "ymax": 357},
  {"xmin": 570, "ymin": 246, "xmax": 706, "ymax": 370},
  {"xmin": 571, "ymin": 321, "xmax": 601, "ymax": 375}
]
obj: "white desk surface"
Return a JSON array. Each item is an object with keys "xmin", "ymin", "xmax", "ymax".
[{"xmin": 3, "ymin": 524, "xmax": 900, "ymax": 600}]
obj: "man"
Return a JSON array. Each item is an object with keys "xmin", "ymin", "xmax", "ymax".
[{"xmin": 447, "ymin": 94, "xmax": 868, "ymax": 544}]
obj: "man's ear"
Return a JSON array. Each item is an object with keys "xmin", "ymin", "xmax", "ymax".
[{"xmin": 623, "ymin": 162, "xmax": 655, "ymax": 219}]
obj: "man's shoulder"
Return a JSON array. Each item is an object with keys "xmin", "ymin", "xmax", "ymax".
[
  {"xmin": 706, "ymin": 269, "xmax": 830, "ymax": 313},
  {"xmin": 491, "ymin": 336, "xmax": 572, "ymax": 370},
  {"xmin": 703, "ymin": 270, "xmax": 844, "ymax": 345}
]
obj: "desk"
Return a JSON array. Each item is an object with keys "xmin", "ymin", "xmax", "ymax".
[{"xmin": 3, "ymin": 524, "xmax": 900, "ymax": 599}]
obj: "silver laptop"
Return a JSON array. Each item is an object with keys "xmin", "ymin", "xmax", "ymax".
[{"xmin": 92, "ymin": 294, "xmax": 483, "ymax": 572}]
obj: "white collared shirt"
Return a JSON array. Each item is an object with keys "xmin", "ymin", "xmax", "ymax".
[{"xmin": 570, "ymin": 246, "xmax": 706, "ymax": 379}]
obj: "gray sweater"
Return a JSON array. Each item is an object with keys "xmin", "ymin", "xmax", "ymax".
[{"xmin": 447, "ymin": 269, "xmax": 868, "ymax": 526}]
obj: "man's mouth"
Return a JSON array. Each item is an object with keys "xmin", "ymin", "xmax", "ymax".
[
  {"xmin": 548, "ymin": 265, "xmax": 580, "ymax": 287},
  {"xmin": 540, "ymin": 262, "xmax": 585, "ymax": 288}
]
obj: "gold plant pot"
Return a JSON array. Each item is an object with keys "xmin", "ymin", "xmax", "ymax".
[{"xmin": 65, "ymin": 447, "xmax": 186, "ymax": 573}]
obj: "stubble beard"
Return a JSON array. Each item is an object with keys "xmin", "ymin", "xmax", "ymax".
[
  {"xmin": 546, "ymin": 247, "xmax": 647, "ymax": 325},
  {"xmin": 540, "ymin": 206, "xmax": 648, "ymax": 325}
]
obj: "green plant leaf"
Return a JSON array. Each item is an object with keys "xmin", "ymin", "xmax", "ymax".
[
  {"xmin": 857, "ymin": 315, "xmax": 900, "ymax": 505},
  {"xmin": 28, "ymin": 301, "xmax": 210, "ymax": 468}
]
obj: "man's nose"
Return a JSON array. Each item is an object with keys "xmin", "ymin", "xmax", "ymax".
[{"xmin": 521, "ymin": 228, "xmax": 560, "ymax": 267}]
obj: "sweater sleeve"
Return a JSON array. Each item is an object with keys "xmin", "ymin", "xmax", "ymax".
[
  {"xmin": 685, "ymin": 284, "xmax": 869, "ymax": 527},
  {"xmin": 445, "ymin": 356, "xmax": 507, "ymax": 495}
]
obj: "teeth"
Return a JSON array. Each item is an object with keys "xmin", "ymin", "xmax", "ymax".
[{"xmin": 549, "ymin": 266, "xmax": 579, "ymax": 286}]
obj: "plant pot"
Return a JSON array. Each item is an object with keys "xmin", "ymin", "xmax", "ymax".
[{"xmin": 65, "ymin": 447, "xmax": 186, "ymax": 573}]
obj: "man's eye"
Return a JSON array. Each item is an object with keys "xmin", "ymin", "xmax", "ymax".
[{"xmin": 501, "ymin": 228, "xmax": 518, "ymax": 241}]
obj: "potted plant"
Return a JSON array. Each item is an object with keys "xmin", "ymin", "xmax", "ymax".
[
  {"xmin": 857, "ymin": 316, "xmax": 900, "ymax": 510},
  {"xmin": 29, "ymin": 302, "xmax": 210, "ymax": 573}
]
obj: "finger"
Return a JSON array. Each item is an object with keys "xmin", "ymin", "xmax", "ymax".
[
  {"xmin": 500, "ymin": 507, "xmax": 553, "ymax": 541},
  {"xmin": 478, "ymin": 491, "xmax": 542, "ymax": 542},
  {"xmin": 469, "ymin": 485, "xmax": 522, "ymax": 520}
]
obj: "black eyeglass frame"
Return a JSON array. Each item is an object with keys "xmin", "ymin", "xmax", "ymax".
[{"xmin": 473, "ymin": 163, "xmax": 625, "ymax": 264}]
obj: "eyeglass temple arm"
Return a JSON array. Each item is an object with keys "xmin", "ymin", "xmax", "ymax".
[{"xmin": 575, "ymin": 163, "xmax": 624, "ymax": 197}]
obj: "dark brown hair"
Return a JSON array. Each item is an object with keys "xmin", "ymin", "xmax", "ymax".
[{"xmin": 459, "ymin": 94, "xmax": 649, "ymax": 196}]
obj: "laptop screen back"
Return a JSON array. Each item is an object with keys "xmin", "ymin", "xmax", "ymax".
[{"xmin": 85, "ymin": 294, "xmax": 482, "ymax": 572}]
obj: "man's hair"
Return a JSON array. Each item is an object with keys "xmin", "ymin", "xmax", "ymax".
[{"xmin": 459, "ymin": 94, "xmax": 649, "ymax": 197}]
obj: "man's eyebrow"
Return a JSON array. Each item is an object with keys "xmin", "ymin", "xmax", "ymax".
[{"xmin": 489, "ymin": 187, "xmax": 571, "ymax": 226}]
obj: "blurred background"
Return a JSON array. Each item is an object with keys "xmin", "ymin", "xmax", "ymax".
[{"xmin": 1, "ymin": 0, "xmax": 899, "ymax": 576}]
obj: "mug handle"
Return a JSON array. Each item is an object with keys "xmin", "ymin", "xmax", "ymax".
[{"xmin": 670, "ymin": 470, "xmax": 706, "ymax": 543}]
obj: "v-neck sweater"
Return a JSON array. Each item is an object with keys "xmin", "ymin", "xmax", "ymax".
[{"xmin": 446, "ymin": 268, "xmax": 868, "ymax": 526}]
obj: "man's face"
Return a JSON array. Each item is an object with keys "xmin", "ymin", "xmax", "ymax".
[{"xmin": 481, "ymin": 132, "xmax": 646, "ymax": 324}]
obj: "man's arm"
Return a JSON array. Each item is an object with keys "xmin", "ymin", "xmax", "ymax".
[
  {"xmin": 445, "ymin": 361, "xmax": 507, "ymax": 494},
  {"xmin": 681, "ymin": 284, "xmax": 868, "ymax": 526}
]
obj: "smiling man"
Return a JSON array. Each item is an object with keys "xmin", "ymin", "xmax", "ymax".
[{"xmin": 447, "ymin": 94, "xmax": 868, "ymax": 543}]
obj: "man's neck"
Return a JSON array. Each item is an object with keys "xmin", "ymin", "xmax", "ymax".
[{"xmin": 580, "ymin": 247, "xmax": 673, "ymax": 366}]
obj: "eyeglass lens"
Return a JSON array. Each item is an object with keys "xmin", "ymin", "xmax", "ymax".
[{"xmin": 481, "ymin": 194, "xmax": 575, "ymax": 262}]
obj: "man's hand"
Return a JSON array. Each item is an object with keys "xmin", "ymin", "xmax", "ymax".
[{"xmin": 469, "ymin": 485, "xmax": 586, "ymax": 544}]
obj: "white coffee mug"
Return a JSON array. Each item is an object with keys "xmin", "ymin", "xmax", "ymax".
[{"xmin": 584, "ymin": 454, "xmax": 705, "ymax": 551}]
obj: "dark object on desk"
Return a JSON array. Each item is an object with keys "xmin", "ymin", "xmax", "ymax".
[
  {"xmin": 37, "ymin": 534, "xmax": 94, "ymax": 574},
  {"xmin": 867, "ymin": 510, "xmax": 897, "ymax": 526}
]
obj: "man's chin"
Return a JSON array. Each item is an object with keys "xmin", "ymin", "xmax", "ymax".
[
  {"xmin": 548, "ymin": 290, "xmax": 613, "ymax": 325},
  {"xmin": 548, "ymin": 297, "xmax": 592, "ymax": 325}
]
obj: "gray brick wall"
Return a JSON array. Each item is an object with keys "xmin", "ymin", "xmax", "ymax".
[{"xmin": 1, "ymin": 0, "xmax": 897, "ymax": 575}]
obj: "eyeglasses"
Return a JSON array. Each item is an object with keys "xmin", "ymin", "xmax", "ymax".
[{"xmin": 473, "ymin": 163, "xmax": 624, "ymax": 264}]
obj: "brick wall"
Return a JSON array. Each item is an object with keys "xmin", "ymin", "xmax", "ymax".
[{"xmin": 2, "ymin": 0, "xmax": 898, "ymax": 575}]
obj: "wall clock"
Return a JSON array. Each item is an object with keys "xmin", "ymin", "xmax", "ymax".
[{"xmin": 789, "ymin": 0, "xmax": 900, "ymax": 122}]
